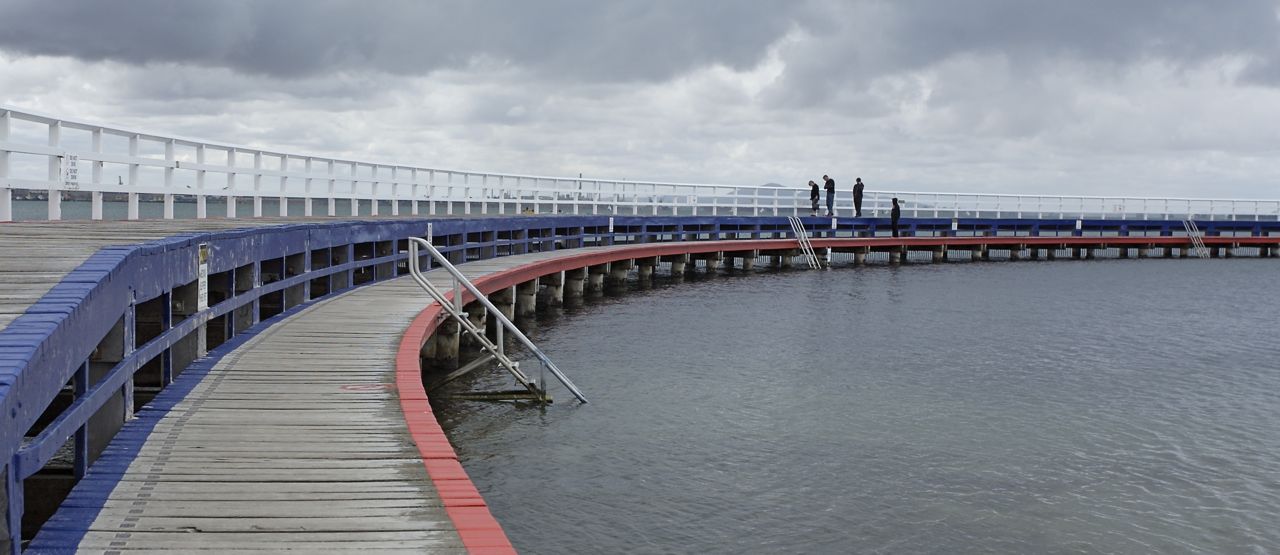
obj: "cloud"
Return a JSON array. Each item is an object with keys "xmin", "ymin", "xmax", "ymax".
[
  {"xmin": 0, "ymin": 0, "xmax": 801, "ymax": 81},
  {"xmin": 2, "ymin": 0, "xmax": 1279, "ymax": 201}
]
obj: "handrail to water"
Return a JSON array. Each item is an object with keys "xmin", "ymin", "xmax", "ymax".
[
  {"xmin": 2, "ymin": 105, "xmax": 1279, "ymax": 222},
  {"xmin": 406, "ymin": 237, "xmax": 588, "ymax": 404}
]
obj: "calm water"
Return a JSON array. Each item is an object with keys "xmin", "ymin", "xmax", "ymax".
[{"xmin": 432, "ymin": 259, "xmax": 1280, "ymax": 554}]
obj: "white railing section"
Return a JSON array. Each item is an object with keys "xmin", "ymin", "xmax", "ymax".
[
  {"xmin": 1, "ymin": 105, "xmax": 1278, "ymax": 222},
  {"xmin": 406, "ymin": 238, "xmax": 588, "ymax": 404}
]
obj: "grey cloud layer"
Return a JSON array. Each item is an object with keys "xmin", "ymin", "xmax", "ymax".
[
  {"xmin": 2, "ymin": 0, "xmax": 1277, "ymax": 84},
  {"xmin": 0, "ymin": 0, "xmax": 798, "ymax": 80}
]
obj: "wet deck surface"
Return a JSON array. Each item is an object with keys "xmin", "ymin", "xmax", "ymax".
[{"xmin": 29, "ymin": 245, "xmax": 618, "ymax": 553}]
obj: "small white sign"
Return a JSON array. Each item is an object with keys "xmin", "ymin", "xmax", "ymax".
[
  {"xmin": 61, "ymin": 154, "xmax": 80, "ymax": 190},
  {"xmin": 427, "ymin": 222, "xmax": 433, "ymax": 243},
  {"xmin": 197, "ymin": 244, "xmax": 210, "ymax": 311},
  {"xmin": 608, "ymin": 216, "xmax": 614, "ymax": 233}
]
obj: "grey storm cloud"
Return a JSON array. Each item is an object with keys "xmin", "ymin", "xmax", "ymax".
[
  {"xmin": 0, "ymin": 0, "xmax": 801, "ymax": 81},
  {"xmin": 1, "ymin": 0, "xmax": 1277, "ymax": 85}
]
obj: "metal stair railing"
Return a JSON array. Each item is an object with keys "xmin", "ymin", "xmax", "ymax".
[
  {"xmin": 1183, "ymin": 219, "xmax": 1210, "ymax": 259},
  {"xmin": 787, "ymin": 216, "xmax": 823, "ymax": 269},
  {"xmin": 407, "ymin": 237, "xmax": 588, "ymax": 404}
]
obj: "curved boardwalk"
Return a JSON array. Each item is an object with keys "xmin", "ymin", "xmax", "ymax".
[{"xmin": 32, "ymin": 278, "xmax": 470, "ymax": 552}]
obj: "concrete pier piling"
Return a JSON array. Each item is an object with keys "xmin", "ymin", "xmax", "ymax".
[
  {"xmin": 587, "ymin": 264, "xmax": 607, "ymax": 292},
  {"xmin": 489, "ymin": 287, "xmax": 515, "ymax": 321},
  {"xmin": 854, "ymin": 250, "xmax": 867, "ymax": 265},
  {"xmin": 636, "ymin": 257, "xmax": 658, "ymax": 280},
  {"xmin": 462, "ymin": 301, "xmax": 487, "ymax": 347},
  {"xmin": 564, "ymin": 268, "xmax": 587, "ymax": 299},
  {"xmin": 516, "ymin": 279, "xmax": 539, "ymax": 317},
  {"xmin": 432, "ymin": 319, "xmax": 461, "ymax": 367},
  {"xmin": 662, "ymin": 254, "xmax": 689, "ymax": 274},
  {"xmin": 541, "ymin": 271, "xmax": 565, "ymax": 306},
  {"xmin": 607, "ymin": 260, "xmax": 633, "ymax": 283}
]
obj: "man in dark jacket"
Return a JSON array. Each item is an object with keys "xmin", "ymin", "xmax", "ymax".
[
  {"xmin": 823, "ymin": 175, "xmax": 835, "ymax": 216},
  {"xmin": 891, "ymin": 197, "xmax": 901, "ymax": 238},
  {"xmin": 853, "ymin": 178, "xmax": 864, "ymax": 217},
  {"xmin": 808, "ymin": 180, "xmax": 820, "ymax": 216}
]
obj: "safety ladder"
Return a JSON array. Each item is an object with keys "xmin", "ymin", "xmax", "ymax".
[
  {"xmin": 1182, "ymin": 220, "xmax": 1210, "ymax": 259},
  {"xmin": 787, "ymin": 216, "xmax": 823, "ymax": 269},
  {"xmin": 406, "ymin": 237, "xmax": 588, "ymax": 404}
]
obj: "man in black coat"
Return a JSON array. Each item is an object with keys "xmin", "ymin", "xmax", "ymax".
[
  {"xmin": 853, "ymin": 178, "xmax": 865, "ymax": 217},
  {"xmin": 822, "ymin": 174, "xmax": 835, "ymax": 216},
  {"xmin": 808, "ymin": 180, "xmax": 820, "ymax": 216},
  {"xmin": 891, "ymin": 197, "xmax": 901, "ymax": 238}
]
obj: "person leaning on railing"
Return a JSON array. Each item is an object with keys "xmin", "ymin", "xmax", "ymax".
[{"xmin": 809, "ymin": 181, "xmax": 820, "ymax": 216}]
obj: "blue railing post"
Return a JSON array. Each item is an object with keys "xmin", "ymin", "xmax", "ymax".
[
  {"xmin": 73, "ymin": 361, "xmax": 90, "ymax": 479},
  {"xmin": 5, "ymin": 457, "xmax": 21, "ymax": 555}
]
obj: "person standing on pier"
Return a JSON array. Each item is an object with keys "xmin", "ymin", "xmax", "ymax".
[
  {"xmin": 823, "ymin": 174, "xmax": 836, "ymax": 217},
  {"xmin": 808, "ymin": 180, "xmax": 820, "ymax": 216},
  {"xmin": 891, "ymin": 197, "xmax": 902, "ymax": 238},
  {"xmin": 853, "ymin": 178, "xmax": 865, "ymax": 218}
]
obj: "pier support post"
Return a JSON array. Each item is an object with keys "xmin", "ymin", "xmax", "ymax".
[
  {"xmin": 462, "ymin": 302, "xmax": 487, "ymax": 348},
  {"xmin": 587, "ymin": 264, "xmax": 607, "ymax": 292},
  {"xmin": 740, "ymin": 252, "xmax": 756, "ymax": 270},
  {"xmin": 662, "ymin": 254, "xmax": 689, "ymax": 275},
  {"xmin": 978, "ymin": 245, "xmax": 990, "ymax": 261},
  {"xmin": 541, "ymin": 271, "xmax": 566, "ymax": 307},
  {"xmin": 1163, "ymin": 247, "xmax": 1174, "ymax": 258},
  {"xmin": 1225, "ymin": 247, "xmax": 1236, "ymax": 258},
  {"xmin": 1028, "ymin": 248, "xmax": 1040, "ymax": 260},
  {"xmin": 607, "ymin": 260, "xmax": 633, "ymax": 284},
  {"xmin": 1009, "ymin": 248, "xmax": 1022, "ymax": 261},
  {"xmin": 516, "ymin": 279, "xmax": 539, "ymax": 317},
  {"xmin": 489, "ymin": 287, "xmax": 515, "ymax": 322},
  {"xmin": 1180, "ymin": 246, "xmax": 1190, "ymax": 258},
  {"xmin": 1047, "ymin": 248, "xmax": 1057, "ymax": 261},
  {"xmin": 1118, "ymin": 247, "xmax": 1129, "ymax": 259},
  {"xmin": 931, "ymin": 247, "xmax": 944, "ymax": 263},
  {"xmin": 432, "ymin": 319, "xmax": 461, "ymax": 368},
  {"xmin": 636, "ymin": 257, "xmax": 658, "ymax": 280},
  {"xmin": 564, "ymin": 268, "xmax": 587, "ymax": 299},
  {"xmin": 1271, "ymin": 245, "xmax": 1280, "ymax": 258},
  {"xmin": 1138, "ymin": 247, "xmax": 1150, "ymax": 258},
  {"xmin": 1210, "ymin": 247, "xmax": 1221, "ymax": 258},
  {"xmin": 854, "ymin": 250, "xmax": 867, "ymax": 265},
  {"xmin": 1072, "ymin": 247, "xmax": 1082, "ymax": 259},
  {"xmin": 695, "ymin": 252, "xmax": 724, "ymax": 272}
]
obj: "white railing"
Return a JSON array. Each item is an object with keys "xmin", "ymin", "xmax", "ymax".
[{"xmin": 2, "ymin": 105, "xmax": 1278, "ymax": 222}]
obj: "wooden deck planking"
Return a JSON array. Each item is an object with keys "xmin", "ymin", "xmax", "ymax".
[{"xmin": 36, "ymin": 245, "xmax": 624, "ymax": 551}]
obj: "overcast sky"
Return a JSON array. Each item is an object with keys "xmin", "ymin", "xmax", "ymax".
[{"xmin": 2, "ymin": 0, "xmax": 1279, "ymax": 198}]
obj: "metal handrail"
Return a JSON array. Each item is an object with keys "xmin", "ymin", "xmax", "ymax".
[
  {"xmin": 1183, "ymin": 220, "xmax": 1210, "ymax": 259},
  {"xmin": 406, "ymin": 237, "xmax": 588, "ymax": 404},
  {"xmin": 787, "ymin": 216, "xmax": 822, "ymax": 269}
]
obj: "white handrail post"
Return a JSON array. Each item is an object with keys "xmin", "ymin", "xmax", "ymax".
[
  {"xmin": 0, "ymin": 110, "xmax": 9, "ymax": 222},
  {"xmin": 47, "ymin": 121, "xmax": 61, "ymax": 221},
  {"xmin": 326, "ymin": 160, "xmax": 337, "ymax": 216},
  {"xmin": 370, "ymin": 165, "xmax": 380, "ymax": 216},
  {"xmin": 410, "ymin": 168, "xmax": 420, "ymax": 216},
  {"xmin": 257, "ymin": 153, "xmax": 270, "ymax": 217},
  {"xmin": 127, "ymin": 134, "xmax": 140, "ymax": 220},
  {"xmin": 391, "ymin": 167, "xmax": 401, "ymax": 216},
  {"xmin": 278, "ymin": 154, "xmax": 289, "ymax": 217},
  {"xmin": 303, "ymin": 157, "xmax": 314, "ymax": 217},
  {"xmin": 225, "ymin": 147, "xmax": 237, "ymax": 218},
  {"xmin": 91, "ymin": 128, "xmax": 104, "ymax": 220},
  {"xmin": 195, "ymin": 144, "xmax": 207, "ymax": 218},
  {"xmin": 162, "ymin": 139, "xmax": 174, "ymax": 219},
  {"xmin": 349, "ymin": 162, "xmax": 359, "ymax": 216}
]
